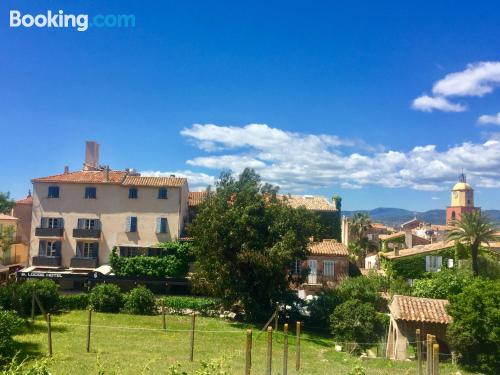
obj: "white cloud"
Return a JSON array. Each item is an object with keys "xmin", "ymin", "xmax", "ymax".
[
  {"xmin": 181, "ymin": 124, "xmax": 500, "ymax": 192},
  {"xmin": 431, "ymin": 197, "xmax": 441, "ymax": 200},
  {"xmin": 412, "ymin": 95, "xmax": 466, "ymax": 112},
  {"xmin": 432, "ymin": 62, "xmax": 500, "ymax": 97},
  {"xmin": 478, "ymin": 112, "xmax": 500, "ymax": 125},
  {"xmin": 140, "ymin": 170, "xmax": 215, "ymax": 190},
  {"xmin": 412, "ymin": 61, "xmax": 500, "ymax": 112}
]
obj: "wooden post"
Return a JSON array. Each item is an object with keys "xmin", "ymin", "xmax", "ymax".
[
  {"xmin": 416, "ymin": 329, "xmax": 422, "ymax": 375},
  {"xmin": 162, "ymin": 301, "xmax": 166, "ymax": 331},
  {"xmin": 283, "ymin": 323, "xmax": 289, "ymax": 375},
  {"xmin": 47, "ymin": 313, "xmax": 52, "ymax": 357},
  {"xmin": 432, "ymin": 343, "xmax": 439, "ymax": 375},
  {"xmin": 296, "ymin": 321, "xmax": 301, "ymax": 371},
  {"xmin": 245, "ymin": 329, "xmax": 252, "ymax": 375},
  {"xmin": 31, "ymin": 289, "xmax": 35, "ymax": 322},
  {"xmin": 266, "ymin": 326, "xmax": 272, "ymax": 375},
  {"xmin": 86, "ymin": 309, "xmax": 92, "ymax": 353},
  {"xmin": 189, "ymin": 313, "xmax": 196, "ymax": 362},
  {"xmin": 426, "ymin": 334, "xmax": 432, "ymax": 375},
  {"xmin": 274, "ymin": 302, "xmax": 279, "ymax": 332}
]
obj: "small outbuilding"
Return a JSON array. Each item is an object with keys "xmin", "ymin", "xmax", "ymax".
[{"xmin": 386, "ymin": 295, "xmax": 452, "ymax": 360}]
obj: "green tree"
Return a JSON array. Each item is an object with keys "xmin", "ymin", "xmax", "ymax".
[
  {"xmin": 0, "ymin": 192, "xmax": 15, "ymax": 215},
  {"xmin": 188, "ymin": 168, "xmax": 319, "ymax": 320},
  {"xmin": 447, "ymin": 211, "xmax": 499, "ymax": 276},
  {"xmin": 412, "ymin": 268, "xmax": 473, "ymax": 299},
  {"xmin": 447, "ymin": 279, "xmax": 500, "ymax": 374},
  {"xmin": 330, "ymin": 299, "xmax": 386, "ymax": 354},
  {"xmin": 0, "ymin": 226, "xmax": 15, "ymax": 261}
]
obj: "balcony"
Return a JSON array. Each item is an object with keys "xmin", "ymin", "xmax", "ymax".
[
  {"xmin": 70, "ymin": 257, "xmax": 98, "ymax": 269},
  {"xmin": 35, "ymin": 227, "xmax": 64, "ymax": 237},
  {"xmin": 73, "ymin": 228, "xmax": 101, "ymax": 239},
  {"xmin": 32, "ymin": 256, "xmax": 61, "ymax": 267}
]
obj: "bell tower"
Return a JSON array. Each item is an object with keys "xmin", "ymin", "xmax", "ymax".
[{"xmin": 446, "ymin": 173, "xmax": 479, "ymax": 224}]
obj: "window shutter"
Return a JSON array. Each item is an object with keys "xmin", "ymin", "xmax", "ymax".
[
  {"xmin": 55, "ymin": 242, "xmax": 61, "ymax": 257},
  {"xmin": 91, "ymin": 243, "xmax": 99, "ymax": 259},
  {"xmin": 59, "ymin": 218, "xmax": 64, "ymax": 228},
  {"xmin": 437, "ymin": 256, "xmax": 443, "ymax": 270},
  {"xmin": 76, "ymin": 242, "xmax": 82, "ymax": 257},
  {"xmin": 425, "ymin": 256, "xmax": 430, "ymax": 272},
  {"xmin": 78, "ymin": 219, "xmax": 84, "ymax": 230},
  {"xmin": 131, "ymin": 217, "xmax": 137, "ymax": 232},
  {"xmin": 41, "ymin": 217, "xmax": 47, "ymax": 228},
  {"xmin": 126, "ymin": 216, "xmax": 131, "ymax": 232},
  {"xmin": 38, "ymin": 242, "xmax": 44, "ymax": 256},
  {"xmin": 161, "ymin": 218, "xmax": 167, "ymax": 233},
  {"xmin": 156, "ymin": 217, "xmax": 161, "ymax": 233},
  {"xmin": 332, "ymin": 260, "xmax": 335, "ymax": 276}
]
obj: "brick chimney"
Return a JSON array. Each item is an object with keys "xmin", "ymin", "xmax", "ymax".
[
  {"xmin": 83, "ymin": 141, "xmax": 100, "ymax": 171},
  {"xmin": 404, "ymin": 230, "xmax": 413, "ymax": 249}
]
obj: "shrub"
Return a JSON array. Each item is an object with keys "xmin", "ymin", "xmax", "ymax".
[
  {"xmin": 162, "ymin": 296, "xmax": 220, "ymax": 315},
  {"xmin": 0, "ymin": 280, "xmax": 59, "ymax": 316},
  {"xmin": 337, "ymin": 276, "xmax": 384, "ymax": 309},
  {"xmin": 0, "ymin": 310, "xmax": 23, "ymax": 360},
  {"xmin": 447, "ymin": 279, "xmax": 500, "ymax": 374},
  {"xmin": 412, "ymin": 268, "xmax": 473, "ymax": 299},
  {"xmin": 58, "ymin": 294, "xmax": 89, "ymax": 310},
  {"xmin": 330, "ymin": 299, "xmax": 386, "ymax": 354},
  {"xmin": 89, "ymin": 284, "xmax": 123, "ymax": 313},
  {"xmin": 124, "ymin": 286, "xmax": 156, "ymax": 315},
  {"xmin": 307, "ymin": 289, "xmax": 342, "ymax": 329}
]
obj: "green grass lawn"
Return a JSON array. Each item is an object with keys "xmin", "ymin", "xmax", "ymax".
[{"xmin": 14, "ymin": 311, "xmax": 473, "ymax": 375}]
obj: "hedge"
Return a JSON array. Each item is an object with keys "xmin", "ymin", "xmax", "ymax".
[{"xmin": 58, "ymin": 294, "xmax": 89, "ymax": 310}]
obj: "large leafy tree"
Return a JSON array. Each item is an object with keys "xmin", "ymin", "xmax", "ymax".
[
  {"xmin": 447, "ymin": 279, "xmax": 500, "ymax": 374},
  {"xmin": 188, "ymin": 168, "xmax": 319, "ymax": 320},
  {"xmin": 0, "ymin": 192, "xmax": 15, "ymax": 215},
  {"xmin": 447, "ymin": 211, "xmax": 499, "ymax": 276}
]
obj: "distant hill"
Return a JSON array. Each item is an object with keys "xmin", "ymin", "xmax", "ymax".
[{"xmin": 342, "ymin": 208, "xmax": 500, "ymax": 227}]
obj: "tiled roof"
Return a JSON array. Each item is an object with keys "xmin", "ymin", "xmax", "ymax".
[
  {"xmin": 122, "ymin": 176, "xmax": 186, "ymax": 187},
  {"xmin": 280, "ymin": 195, "xmax": 337, "ymax": 211},
  {"xmin": 308, "ymin": 240, "xmax": 349, "ymax": 256},
  {"xmin": 32, "ymin": 170, "xmax": 127, "ymax": 184},
  {"xmin": 390, "ymin": 295, "xmax": 451, "ymax": 324},
  {"xmin": 381, "ymin": 240, "xmax": 454, "ymax": 259},
  {"xmin": 0, "ymin": 214, "xmax": 18, "ymax": 221},
  {"xmin": 379, "ymin": 232, "xmax": 405, "ymax": 241},
  {"xmin": 16, "ymin": 196, "xmax": 33, "ymax": 205},
  {"xmin": 188, "ymin": 191, "xmax": 208, "ymax": 207},
  {"xmin": 32, "ymin": 170, "xmax": 186, "ymax": 188}
]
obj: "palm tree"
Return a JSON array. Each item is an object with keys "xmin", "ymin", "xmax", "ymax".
[
  {"xmin": 350, "ymin": 212, "xmax": 372, "ymax": 244},
  {"xmin": 447, "ymin": 211, "xmax": 499, "ymax": 276}
]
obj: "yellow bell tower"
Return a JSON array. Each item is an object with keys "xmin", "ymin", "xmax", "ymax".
[{"xmin": 446, "ymin": 173, "xmax": 478, "ymax": 223}]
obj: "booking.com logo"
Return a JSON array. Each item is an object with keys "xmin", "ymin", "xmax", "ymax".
[{"xmin": 9, "ymin": 10, "xmax": 135, "ymax": 32}]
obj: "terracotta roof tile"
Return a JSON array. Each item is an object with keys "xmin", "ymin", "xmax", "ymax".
[
  {"xmin": 280, "ymin": 195, "xmax": 337, "ymax": 211},
  {"xmin": 16, "ymin": 196, "xmax": 33, "ymax": 205},
  {"xmin": 122, "ymin": 176, "xmax": 186, "ymax": 187},
  {"xmin": 381, "ymin": 240, "xmax": 454, "ymax": 259},
  {"xmin": 379, "ymin": 232, "xmax": 405, "ymax": 241},
  {"xmin": 32, "ymin": 170, "xmax": 127, "ymax": 184},
  {"xmin": 390, "ymin": 295, "xmax": 451, "ymax": 324},
  {"xmin": 188, "ymin": 191, "xmax": 207, "ymax": 207},
  {"xmin": 308, "ymin": 240, "xmax": 349, "ymax": 256}
]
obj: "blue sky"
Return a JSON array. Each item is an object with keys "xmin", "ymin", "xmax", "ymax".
[{"xmin": 1, "ymin": 1, "xmax": 500, "ymax": 210}]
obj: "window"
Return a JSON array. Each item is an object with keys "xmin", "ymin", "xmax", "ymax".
[
  {"xmin": 447, "ymin": 258, "xmax": 454, "ymax": 268},
  {"xmin": 126, "ymin": 216, "xmax": 137, "ymax": 232},
  {"xmin": 156, "ymin": 217, "xmax": 168, "ymax": 233},
  {"xmin": 76, "ymin": 242, "xmax": 98, "ymax": 258},
  {"xmin": 293, "ymin": 258, "xmax": 301, "ymax": 274},
  {"xmin": 451, "ymin": 211, "xmax": 456, "ymax": 220},
  {"xmin": 48, "ymin": 186, "xmax": 59, "ymax": 198},
  {"xmin": 119, "ymin": 247, "xmax": 143, "ymax": 257},
  {"xmin": 85, "ymin": 187, "xmax": 97, "ymax": 199},
  {"xmin": 39, "ymin": 241, "xmax": 61, "ymax": 257},
  {"xmin": 41, "ymin": 217, "xmax": 63, "ymax": 228},
  {"xmin": 77, "ymin": 219, "xmax": 100, "ymax": 230},
  {"xmin": 425, "ymin": 255, "xmax": 442, "ymax": 272},
  {"xmin": 324, "ymin": 260, "xmax": 335, "ymax": 276},
  {"xmin": 158, "ymin": 187, "xmax": 168, "ymax": 199},
  {"xmin": 128, "ymin": 188, "xmax": 138, "ymax": 199}
]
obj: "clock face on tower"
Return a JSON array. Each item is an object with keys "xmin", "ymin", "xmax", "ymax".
[{"xmin": 453, "ymin": 191, "xmax": 458, "ymax": 198}]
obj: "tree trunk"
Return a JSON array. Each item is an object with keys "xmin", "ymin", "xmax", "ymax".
[{"xmin": 471, "ymin": 243, "xmax": 479, "ymax": 276}]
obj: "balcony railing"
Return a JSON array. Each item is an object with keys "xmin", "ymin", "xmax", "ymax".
[
  {"xmin": 32, "ymin": 256, "xmax": 61, "ymax": 267},
  {"xmin": 35, "ymin": 227, "xmax": 64, "ymax": 237},
  {"xmin": 70, "ymin": 257, "xmax": 98, "ymax": 269},
  {"xmin": 73, "ymin": 228, "xmax": 101, "ymax": 239}
]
